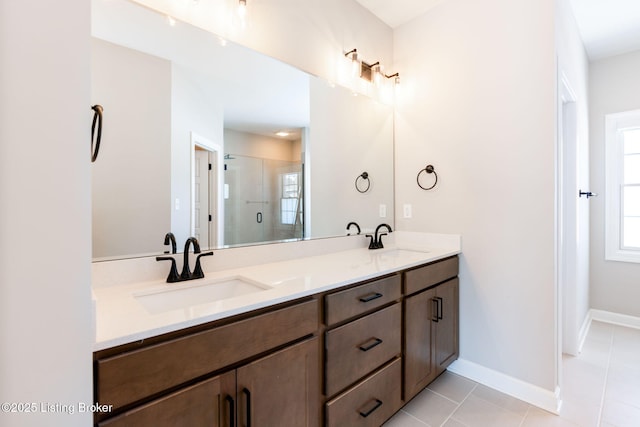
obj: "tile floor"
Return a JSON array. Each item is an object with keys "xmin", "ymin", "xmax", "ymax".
[{"xmin": 383, "ymin": 321, "xmax": 640, "ymax": 427}]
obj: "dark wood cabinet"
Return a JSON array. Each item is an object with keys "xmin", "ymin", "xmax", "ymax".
[
  {"xmin": 325, "ymin": 303, "xmax": 401, "ymax": 396},
  {"xmin": 323, "ymin": 275, "xmax": 403, "ymax": 423},
  {"xmin": 404, "ymin": 286, "xmax": 438, "ymax": 399},
  {"xmin": 236, "ymin": 337, "xmax": 320, "ymax": 427},
  {"xmin": 325, "ymin": 358, "xmax": 402, "ymax": 427},
  {"xmin": 404, "ymin": 273, "xmax": 459, "ymax": 401},
  {"xmin": 434, "ymin": 278, "xmax": 459, "ymax": 372},
  {"xmin": 99, "ymin": 372, "xmax": 234, "ymax": 427},
  {"xmin": 94, "ymin": 256, "xmax": 459, "ymax": 426},
  {"xmin": 94, "ymin": 299, "xmax": 320, "ymax": 426}
]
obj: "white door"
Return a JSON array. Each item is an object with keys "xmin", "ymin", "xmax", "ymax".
[
  {"xmin": 558, "ymin": 73, "xmax": 590, "ymax": 358},
  {"xmin": 194, "ymin": 148, "xmax": 210, "ymax": 248}
]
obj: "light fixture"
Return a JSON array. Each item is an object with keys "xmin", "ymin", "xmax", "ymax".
[
  {"xmin": 344, "ymin": 48, "xmax": 360, "ymax": 77},
  {"xmin": 238, "ymin": 0, "xmax": 247, "ymax": 18},
  {"xmin": 275, "ymin": 131, "xmax": 290, "ymax": 137},
  {"xmin": 343, "ymin": 48, "xmax": 400, "ymax": 87},
  {"xmin": 385, "ymin": 72, "xmax": 400, "ymax": 85}
]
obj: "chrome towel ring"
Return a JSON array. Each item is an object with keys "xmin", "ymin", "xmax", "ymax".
[
  {"xmin": 355, "ymin": 172, "xmax": 371, "ymax": 193},
  {"xmin": 417, "ymin": 164, "xmax": 438, "ymax": 190}
]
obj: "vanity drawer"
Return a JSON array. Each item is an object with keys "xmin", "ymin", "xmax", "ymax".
[
  {"xmin": 96, "ymin": 299, "xmax": 318, "ymax": 410},
  {"xmin": 325, "ymin": 358, "xmax": 402, "ymax": 427},
  {"xmin": 325, "ymin": 274, "xmax": 401, "ymax": 326},
  {"xmin": 325, "ymin": 303, "xmax": 401, "ymax": 396},
  {"xmin": 404, "ymin": 256, "xmax": 458, "ymax": 295}
]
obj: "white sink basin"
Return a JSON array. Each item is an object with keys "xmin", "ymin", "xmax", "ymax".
[{"xmin": 134, "ymin": 276, "xmax": 271, "ymax": 314}]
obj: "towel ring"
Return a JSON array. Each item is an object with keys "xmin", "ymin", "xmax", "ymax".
[
  {"xmin": 355, "ymin": 172, "xmax": 371, "ymax": 193},
  {"xmin": 91, "ymin": 104, "xmax": 103, "ymax": 163},
  {"xmin": 417, "ymin": 165, "xmax": 438, "ymax": 190}
]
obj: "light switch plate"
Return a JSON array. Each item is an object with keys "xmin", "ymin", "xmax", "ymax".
[{"xmin": 403, "ymin": 204, "xmax": 412, "ymax": 218}]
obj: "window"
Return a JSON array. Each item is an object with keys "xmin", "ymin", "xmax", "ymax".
[
  {"xmin": 280, "ymin": 172, "xmax": 300, "ymax": 225},
  {"xmin": 605, "ymin": 110, "xmax": 640, "ymax": 262}
]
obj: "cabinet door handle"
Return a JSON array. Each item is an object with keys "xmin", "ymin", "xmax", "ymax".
[
  {"xmin": 225, "ymin": 395, "xmax": 235, "ymax": 427},
  {"xmin": 359, "ymin": 399, "xmax": 383, "ymax": 418},
  {"xmin": 359, "ymin": 337, "xmax": 383, "ymax": 352},
  {"xmin": 256, "ymin": 212, "xmax": 263, "ymax": 224},
  {"xmin": 242, "ymin": 388, "xmax": 251, "ymax": 427},
  {"xmin": 436, "ymin": 297, "xmax": 444, "ymax": 320},
  {"xmin": 431, "ymin": 298, "xmax": 439, "ymax": 322},
  {"xmin": 359, "ymin": 292, "xmax": 383, "ymax": 303}
]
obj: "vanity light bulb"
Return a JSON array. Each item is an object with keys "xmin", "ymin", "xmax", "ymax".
[
  {"xmin": 238, "ymin": 0, "xmax": 247, "ymax": 18},
  {"xmin": 373, "ymin": 68, "xmax": 383, "ymax": 87}
]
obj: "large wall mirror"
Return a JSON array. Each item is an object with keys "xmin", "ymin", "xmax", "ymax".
[{"xmin": 91, "ymin": 0, "xmax": 394, "ymax": 261}]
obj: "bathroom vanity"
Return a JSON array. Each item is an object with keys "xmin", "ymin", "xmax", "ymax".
[{"xmin": 92, "ymin": 246, "xmax": 459, "ymax": 426}]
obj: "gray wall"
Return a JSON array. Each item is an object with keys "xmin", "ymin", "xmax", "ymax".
[{"xmin": 589, "ymin": 49, "xmax": 640, "ymax": 317}]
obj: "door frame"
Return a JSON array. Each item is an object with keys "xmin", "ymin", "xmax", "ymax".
[{"xmin": 191, "ymin": 132, "xmax": 224, "ymax": 247}]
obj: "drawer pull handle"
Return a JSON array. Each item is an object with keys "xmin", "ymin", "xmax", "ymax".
[
  {"xmin": 225, "ymin": 395, "xmax": 235, "ymax": 427},
  {"xmin": 359, "ymin": 337, "xmax": 383, "ymax": 352},
  {"xmin": 359, "ymin": 399, "xmax": 383, "ymax": 418},
  {"xmin": 359, "ymin": 292, "xmax": 383, "ymax": 303},
  {"xmin": 431, "ymin": 298, "xmax": 439, "ymax": 323},
  {"xmin": 242, "ymin": 388, "xmax": 251, "ymax": 427}
]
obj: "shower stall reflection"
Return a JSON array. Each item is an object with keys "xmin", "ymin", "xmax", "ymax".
[{"xmin": 224, "ymin": 154, "xmax": 304, "ymax": 246}]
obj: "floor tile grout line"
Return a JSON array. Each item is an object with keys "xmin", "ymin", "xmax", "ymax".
[
  {"xmin": 595, "ymin": 324, "xmax": 615, "ymax": 426},
  {"xmin": 438, "ymin": 383, "xmax": 477, "ymax": 427},
  {"xmin": 426, "ymin": 385, "xmax": 473, "ymax": 406},
  {"xmin": 398, "ymin": 409, "xmax": 431, "ymax": 426},
  {"xmin": 518, "ymin": 404, "xmax": 533, "ymax": 427},
  {"xmin": 470, "ymin": 388, "xmax": 532, "ymax": 421}
]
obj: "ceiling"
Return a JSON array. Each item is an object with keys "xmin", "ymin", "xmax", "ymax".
[
  {"xmin": 567, "ymin": 0, "xmax": 640, "ymax": 60},
  {"xmin": 355, "ymin": 0, "xmax": 640, "ymax": 60}
]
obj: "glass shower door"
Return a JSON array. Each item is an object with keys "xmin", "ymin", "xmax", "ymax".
[{"xmin": 224, "ymin": 154, "xmax": 303, "ymax": 246}]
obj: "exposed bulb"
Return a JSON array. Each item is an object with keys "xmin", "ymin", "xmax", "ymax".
[{"xmin": 238, "ymin": 0, "xmax": 247, "ymax": 18}]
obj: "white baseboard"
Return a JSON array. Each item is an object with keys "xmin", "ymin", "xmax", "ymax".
[
  {"xmin": 447, "ymin": 359, "xmax": 561, "ymax": 414},
  {"xmin": 590, "ymin": 309, "xmax": 640, "ymax": 330},
  {"xmin": 577, "ymin": 312, "xmax": 593, "ymax": 353}
]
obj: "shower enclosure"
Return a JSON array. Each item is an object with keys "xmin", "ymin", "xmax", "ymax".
[{"xmin": 224, "ymin": 154, "xmax": 304, "ymax": 246}]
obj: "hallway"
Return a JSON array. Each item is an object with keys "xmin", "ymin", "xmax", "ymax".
[{"xmin": 384, "ymin": 321, "xmax": 640, "ymax": 426}]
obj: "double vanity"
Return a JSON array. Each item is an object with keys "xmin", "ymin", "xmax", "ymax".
[{"xmin": 92, "ymin": 233, "xmax": 460, "ymax": 426}]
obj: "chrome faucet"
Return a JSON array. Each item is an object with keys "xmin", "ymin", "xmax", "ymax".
[
  {"xmin": 346, "ymin": 221, "xmax": 361, "ymax": 235},
  {"xmin": 366, "ymin": 223, "xmax": 393, "ymax": 249},
  {"xmin": 156, "ymin": 236, "xmax": 213, "ymax": 283}
]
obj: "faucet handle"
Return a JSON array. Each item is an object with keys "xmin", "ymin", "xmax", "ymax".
[
  {"xmin": 365, "ymin": 234, "xmax": 377, "ymax": 250},
  {"xmin": 156, "ymin": 256, "xmax": 180, "ymax": 283},
  {"xmin": 193, "ymin": 252, "xmax": 214, "ymax": 279}
]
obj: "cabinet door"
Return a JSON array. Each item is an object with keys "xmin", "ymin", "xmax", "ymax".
[
  {"xmin": 99, "ymin": 372, "xmax": 234, "ymax": 427},
  {"xmin": 434, "ymin": 278, "xmax": 459, "ymax": 371},
  {"xmin": 236, "ymin": 337, "xmax": 320, "ymax": 427},
  {"xmin": 404, "ymin": 287, "xmax": 437, "ymax": 401}
]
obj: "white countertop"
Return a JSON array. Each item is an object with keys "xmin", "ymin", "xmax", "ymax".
[{"xmin": 93, "ymin": 236, "xmax": 460, "ymax": 351}]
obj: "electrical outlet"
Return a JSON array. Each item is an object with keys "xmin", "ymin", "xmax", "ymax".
[
  {"xmin": 379, "ymin": 204, "xmax": 387, "ymax": 218},
  {"xmin": 403, "ymin": 204, "xmax": 412, "ymax": 218}
]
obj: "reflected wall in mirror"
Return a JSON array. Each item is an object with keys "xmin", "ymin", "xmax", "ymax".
[{"xmin": 91, "ymin": 0, "xmax": 394, "ymax": 260}]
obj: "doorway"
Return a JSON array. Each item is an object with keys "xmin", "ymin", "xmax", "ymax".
[
  {"xmin": 191, "ymin": 132, "xmax": 224, "ymax": 249},
  {"xmin": 556, "ymin": 69, "xmax": 591, "ymax": 397}
]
